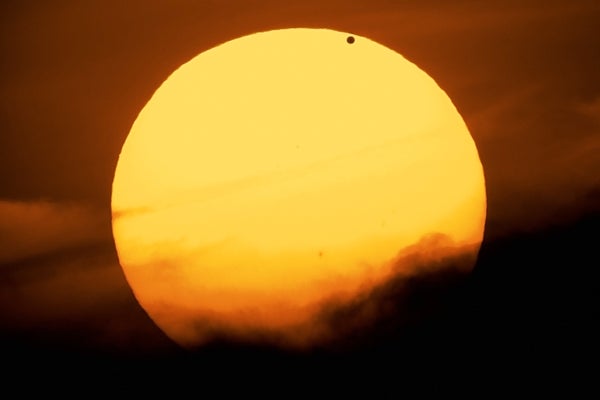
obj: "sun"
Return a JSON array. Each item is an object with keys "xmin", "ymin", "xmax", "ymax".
[{"xmin": 111, "ymin": 28, "xmax": 486, "ymax": 349}]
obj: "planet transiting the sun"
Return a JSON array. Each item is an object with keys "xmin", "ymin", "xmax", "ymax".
[{"xmin": 111, "ymin": 28, "xmax": 486, "ymax": 349}]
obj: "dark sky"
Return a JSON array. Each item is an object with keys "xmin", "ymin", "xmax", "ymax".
[{"xmin": 1, "ymin": 0, "xmax": 598, "ymax": 387}]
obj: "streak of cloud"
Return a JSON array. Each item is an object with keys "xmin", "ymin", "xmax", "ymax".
[
  {"xmin": 468, "ymin": 84, "xmax": 600, "ymax": 236},
  {"xmin": 0, "ymin": 198, "xmax": 177, "ymax": 355},
  {"xmin": 0, "ymin": 199, "xmax": 110, "ymax": 265}
]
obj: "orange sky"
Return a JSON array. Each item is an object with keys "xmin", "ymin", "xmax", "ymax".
[
  {"xmin": 1, "ymin": 0, "xmax": 598, "ymax": 235},
  {"xmin": 0, "ymin": 0, "xmax": 598, "ymax": 366}
]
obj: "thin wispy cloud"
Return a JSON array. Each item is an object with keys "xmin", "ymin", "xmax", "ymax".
[{"xmin": 0, "ymin": 199, "xmax": 109, "ymax": 265}]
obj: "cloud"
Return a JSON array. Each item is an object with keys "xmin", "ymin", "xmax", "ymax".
[
  {"xmin": 0, "ymin": 199, "xmax": 177, "ymax": 356},
  {"xmin": 576, "ymin": 95, "xmax": 600, "ymax": 125},
  {"xmin": 0, "ymin": 199, "xmax": 111, "ymax": 265},
  {"xmin": 463, "ymin": 81, "xmax": 600, "ymax": 236},
  {"xmin": 0, "ymin": 239, "xmax": 177, "ymax": 357},
  {"xmin": 297, "ymin": 234, "xmax": 479, "ymax": 351},
  {"xmin": 2, "ymin": 0, "xmax": 598, "ymax": 240},
  {"xmin": 148, "ymin": 233, "xmax": 481, "ymax": 351}
]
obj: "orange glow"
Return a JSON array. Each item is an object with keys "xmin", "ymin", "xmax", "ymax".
[{"xmin": 111, "ymin": 28, "xmax": 486, "ymax": 348}]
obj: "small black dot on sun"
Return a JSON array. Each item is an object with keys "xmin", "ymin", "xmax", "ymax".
[{"xmin": 346, "ymin": 36, "xmax": 355, "ymax": 44}]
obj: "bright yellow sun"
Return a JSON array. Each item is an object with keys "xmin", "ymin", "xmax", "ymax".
[{"xmin": 111, "ymin": 28, "xmax": 486, "ymax": 349}]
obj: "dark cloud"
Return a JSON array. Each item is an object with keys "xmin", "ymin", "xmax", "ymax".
[
  {"xmin": 309, "ymin": 235, "xmax": 477, "ymax": 351},
  {"xmin": 155, "ymin": 213, "xmax": 597, "ymax": 383},
  {"xmin": 148, "ymin": 233, "xmax": 479, "ymax": 351}
]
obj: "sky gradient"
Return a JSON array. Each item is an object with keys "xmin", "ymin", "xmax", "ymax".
[{"xmin": 1, "ymin": 0, "xmax": 598, "ymax": 388}]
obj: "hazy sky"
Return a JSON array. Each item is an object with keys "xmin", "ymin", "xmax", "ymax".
[{"xmin": 0, "ymin": 0, "xmax": 598, "ymax": 366}]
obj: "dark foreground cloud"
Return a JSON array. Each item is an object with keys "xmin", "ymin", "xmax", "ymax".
[
  {"xmin": 168, "ymin": 212, "xmax": 598, "ymax": 384},
  {"xmin": 124, "ymin": 233, "xmax": 480, "ymax": 351},
  {"xmin": 0, "ymin": 212, "xmax": 596, "ymax": 389},
  {"xmin": 311, "ymin": 234, "xmax": 478, "ymax": 351}
]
